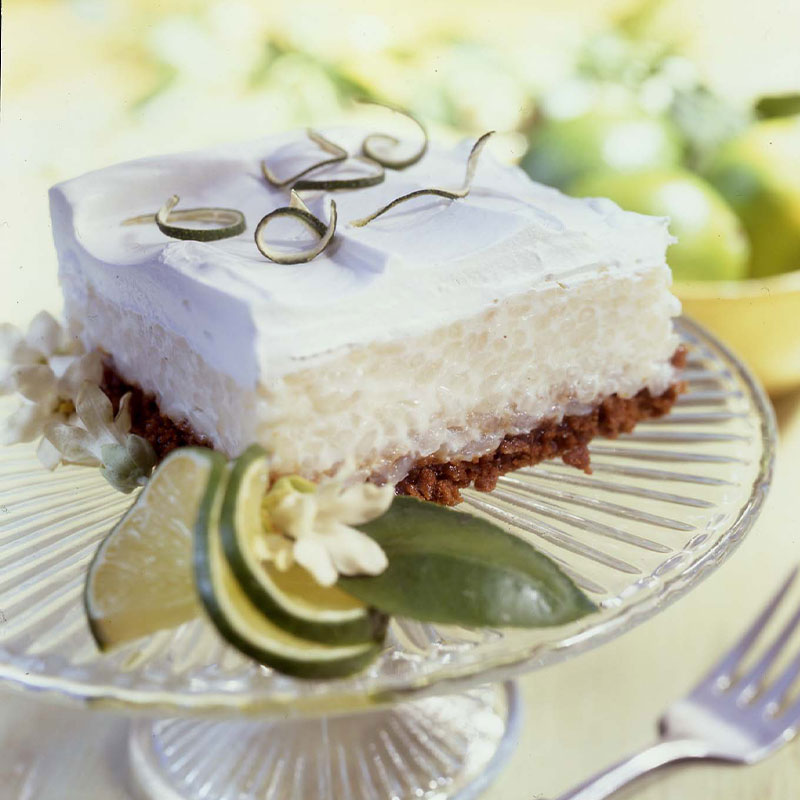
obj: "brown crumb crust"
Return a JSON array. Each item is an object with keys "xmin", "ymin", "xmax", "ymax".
[
  {"xmin": 101, "ymin": 364, "xmax": 212, "ymax": 459},
  {"xmin": 671, "ymin": 344, "xmax": 688, "ymax": 369},
  {"xmin": 395, "ymin": 383, "xmax": 684, "ymax": 506},
  {"xmin": 101, "ymin": 352, "xmax": 685, "ymax": 505}
]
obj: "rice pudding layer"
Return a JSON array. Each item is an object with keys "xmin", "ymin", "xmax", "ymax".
[{"xmin": 101, "ymin": 354, "xmax": 685, "ymax": 506}]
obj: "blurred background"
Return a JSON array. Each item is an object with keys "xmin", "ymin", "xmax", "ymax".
[
  {"xmin": 2, "ymin": 0, "xmax": 800, "ymax": 392},
  {"xmin": 2, "ymin": 5, "xmax": 800, "ymax": 800}
]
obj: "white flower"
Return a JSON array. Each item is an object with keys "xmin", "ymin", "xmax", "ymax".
[
  {"xmin": 0, "ymin": 311, "xmax": 154, "ymax": 492},
  {"xmin": 44, "ymin": 382, "xmax": 131, "ymax": 466},
  {"xmin": 43, "ymin": 383, "xmax": 156, "ymax": 493},
  {"xmin": 1, "ymin": 310, "xmax": 79, "ymax": 393},
  {"xmin": 0, "ymin": 312, "xmax": 102, "ymax": 465},
  {"xmin": 262, "ymin": 475, "xmax": 393, "ymax": 587}
]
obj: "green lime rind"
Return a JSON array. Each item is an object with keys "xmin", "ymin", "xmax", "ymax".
[
  {"xmin": 359, "ymin": 102, "xmax": 429, "ymax": 170},
  {"xmin": 220, "ymin": 445, "xmax": 388, "ymax": 646},
  {"xmin": 254, "ymin": 199, "xmax": 337, "ymax": 265},
  {"xmin": 194, "ymin": 455, "xmax": 384, "ymax": 679},
  {"xmin": 154, "ymin": 195, "xmax": 246, "ymax": 242},
  {"xmin": 261, "ymin": 128, "xmax": 348, "ymax": 188},
  {"xmin": 349, "ymin": 131, "xmax": 494, "ymax": 228},
  {"xmin": 293, "ymin": 156, "xmax": 385, "ymax": 191},
  {"xmin": 84, "ymin": 447, "xmax": 217, "ymax": 651},
  {"xmin": 85, "ymin": 527, "xmax": 125, "ymax": 652},
  {"xmin": 339, "ymin": 497, "xmax": 596, "ymax": 628}
]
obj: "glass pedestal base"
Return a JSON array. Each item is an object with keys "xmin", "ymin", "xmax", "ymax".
[{"xmin": 129, "ymin": 682, "xmax": 521, "ymax": 800}]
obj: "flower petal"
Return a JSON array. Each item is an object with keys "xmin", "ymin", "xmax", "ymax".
[
  {"xmin": 7, "ymin": 339, "xmax": 42, "ymax": 367},
  {"xmin": 24, "ymin": 311, "xmax": 63, "ymax": 356},
  {"xmin": 43, "ymin": 422, "xmax": 101, "ymax": 465},
  {"xmin": 12, "ymin": 364, "xmax": 58, "ymax": 404},
  {"xmin": 36, "ymin": 436, "xmax": 63, "ymax": 470},
  {"xmin": 325, "ymin": 525, "xmax": 389, "ymax": 577},
  {"xmin": 331, "ymin": 482, "xmax": 395, "ymax": 526},
  {"xmin": 251, "ymin": 532, "xmax": 293, "ymax": 566},
  {"xmin": 96, "ymin": 437, "xmax": 155, "ymax": 493},
  {"xmin": 292, "ymin": 537, "xmax": 339, "ymax": 587},
  {"xmin": 75, "ymin": 382, "xmax": 118, "ymax": 443},
  {"xmin": 0, "ymin": 323, "xmax": 23, "ymax": 362},
  {"xmin": 271, "ymin": 491, "xmax": 318, "ymax": 540},
  {"xmin": 125, "ymin": 434, "xmax": 156, "ymax": 473},
  {"xmin": 57, "ymin": 351, "xmax": 103, "ymax": 397},
  {"xmin": 115, "ymin": 392, "xmax": 133, "ymax": 435},
  {"xmin": 261, "ymin": 474, "xmax": 395, "ymax": 586},
  {"xmin": 0, "ymin": 402, "xmax": 49, "ymax": 444},
  {"xmin": 273, "ymin": 543, "xmax": 295, "ymax": 572},
  {"xmin": 0, "ymin": 366, "xmax": 16, "ymax": 396},
  {"xmin": 265, "ymin": 535, "xmax": 295, "ymax": 571},
  {"xmin": 99, "ymin": 445, "xmax": 142, "ymax": 492}
]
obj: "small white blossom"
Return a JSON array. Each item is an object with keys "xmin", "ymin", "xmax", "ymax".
[
  {"xmin": 0, "ymin": 312, "xmax": 102, "ymax": 465},
  {"xmin": 1, "ymin": 310, "xmax": 80, "ymax": 394},
  {"xmin": 44, "ymin": 382, "xmax": 132, "ymax": 466},
  {"xmin": 44, "ymin": 383, "xmax": 156, "ymax": 493},
  {"xmin": 262, "ymin": 475, "xmax": 393, "ymax": 587},
  {"xmin": 1, "ymin": 311, "xmax": 155, "ymax": 493}
]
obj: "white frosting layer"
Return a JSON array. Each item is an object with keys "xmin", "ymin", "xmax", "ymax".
[
  {"xmin": 50, "ymin": 128, "xmax": 681, "ymax": 475},
  {"xmin": 50, "ymin": 128, "xmax": 674, "ymax": 386}
]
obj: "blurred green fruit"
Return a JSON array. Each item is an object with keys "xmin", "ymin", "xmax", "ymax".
[
  {"xmin": 570, "ymin": 168, "xmax": 750, "ymax": 282},
  {"xmin": 705, "ymin": 117, "xmax": 800, "ymax": 278},
  {"xmin": 521, "ymin": 110, "xmax": 683, "ymax": 190},
  {"xmin": 754, "ymin": 93, "xmax": 800, "ymax": 120}
]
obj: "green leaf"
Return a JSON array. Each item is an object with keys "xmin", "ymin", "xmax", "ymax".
[{"xmin": 339, "ymin": 497, "xmax": 596, "ymax": 628}]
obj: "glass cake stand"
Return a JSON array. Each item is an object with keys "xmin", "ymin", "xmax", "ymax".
[{"xmin": 0, "ymin": 317, "xmax": 775, "ymax": 800}]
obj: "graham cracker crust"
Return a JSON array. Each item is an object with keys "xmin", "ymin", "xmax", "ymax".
[
  {"xmin": 397, "ymin": 346, "xmax": 687, "ymax": 505},
  {"xmin": 102, "ymin": 346, "xmax": 686, "ymax": 506},
  {"xmin": 396, "ymin": 383, "xmax": 682, "ymax": 505},
  {"xmin": 102, "ymin": 366, "xmax": 212, "ymax": 459}
]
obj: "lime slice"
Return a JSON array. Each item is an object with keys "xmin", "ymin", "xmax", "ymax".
[
  {"xmin": 195, "ymin": 458, "xmax": 385, "ymax": 679},
  {"xmin": 220, "ymin": 445, "xmax": 387, "ymax": 645},
  {"xmin": 84, "ymin": 447, "xmax": 222, "ymax": 650}
]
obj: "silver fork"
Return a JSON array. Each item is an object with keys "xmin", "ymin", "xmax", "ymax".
[{"xmin": 556, "ymin": 566, "xmax": 800, "ymax": 800}]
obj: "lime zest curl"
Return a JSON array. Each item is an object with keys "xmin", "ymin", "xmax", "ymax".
[
  {"xmin": 359, "ymin": 101, "xmax": 429, "ymax": 170},
  {"xmin": 349, "ymin": 131, "xmax": 495, "ymax": 228},
  {"xmin": 123, "ymin": 195, "xmax": 246, "ymax": 242},
  {"xmin": 261, "ymin": 129, "xmax": 348, "ymax": 188},
  {"xmin": 292, "ymin": 156, "xmax": 385, "ymax": 191},
  {"xmin": 254, "ymin": 191, "xmax": 337, "ymax": 265}
]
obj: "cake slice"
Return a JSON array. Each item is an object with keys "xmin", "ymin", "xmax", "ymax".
[{"xmin": 49, "ymin": 128, "xmax": 682, "ymax": 504}]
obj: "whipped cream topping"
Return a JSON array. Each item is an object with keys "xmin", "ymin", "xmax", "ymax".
[{"xmin": 50, "ymin": 128, "xmax": 674, "ymax": 386}]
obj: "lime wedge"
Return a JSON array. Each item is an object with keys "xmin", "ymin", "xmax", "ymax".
[
  {"xmin": 195, "ymin": 456, "xmax": 385, "ymax": 679},
  {"xmin": 84, "ymin": 447, "xmax": 222, "ymax": 650},
  {"xmin": 220, "ymin": 445, "xmax": 387, "ymax": 645}
]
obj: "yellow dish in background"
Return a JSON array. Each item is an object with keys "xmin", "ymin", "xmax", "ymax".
[{"xmin": 675, "ymin": 269, "xmax": 800, "ymax": 395}]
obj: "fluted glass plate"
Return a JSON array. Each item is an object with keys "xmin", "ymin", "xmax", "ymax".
[{"xmin": 0, "ymin": 318, "xmax": 775, "ymax": 717}]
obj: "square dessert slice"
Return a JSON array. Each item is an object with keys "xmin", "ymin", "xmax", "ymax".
[{"xmin": 49, "ymin": 129, "xmax": 682, "ymax": 504}]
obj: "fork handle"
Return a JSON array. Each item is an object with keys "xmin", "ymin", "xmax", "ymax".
[{"xmin": 554, "ymin": 737, "xmax": 712, "ymax": 800}]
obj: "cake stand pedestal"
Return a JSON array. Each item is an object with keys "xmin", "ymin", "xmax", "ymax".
[{"xmin": 129, "ymin": 682, "xmax": 521, "ymax": 800}]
